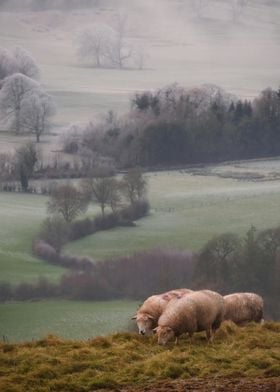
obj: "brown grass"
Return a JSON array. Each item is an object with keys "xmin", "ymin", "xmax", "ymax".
[{"xmin": 0, "ymin": 322, "xmax": 279, "ymax": 391}]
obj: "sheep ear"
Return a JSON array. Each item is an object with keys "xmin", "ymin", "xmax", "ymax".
[
  {"xmin": 166, "ymin": 326, "xmax": 172, "ymax": 331},
  {"xmin": 152, "ymin": 327, "xmax": 158, "ymax": 334},
  {"xmin": 148, "ymin": 315, "xmax": 155, "ymax": 321},
  {"xmin": 131, "ymin": 315, "xmax": 137, "ymax": 320}
]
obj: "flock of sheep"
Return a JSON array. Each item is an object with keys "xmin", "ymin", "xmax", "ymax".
[{"xmin": 132, "ymin": 289, "xmax": 264, "ymax": 345}]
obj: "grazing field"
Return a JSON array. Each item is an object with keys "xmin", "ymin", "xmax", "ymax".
[
  {"xmin": 2, "ymin": 162, "xmax": 280, "ymax": 340},
  {"xmin": 66, "ymin": 169, "xmax": 280, "ymax": 260},
  {"xmin": 0, "ymin": 300, "xmax": 138, "ymax": 342},
  {"xmin": 0, "ymin": 192, "xmax": 66, "ymax": 284},
  {"xmin": 1, "ymin": 1, "xmax": 280, "ymax": 155},
  {"xmin": 0, "ymin": 322, "xmax": 279, "ymax": 391}
]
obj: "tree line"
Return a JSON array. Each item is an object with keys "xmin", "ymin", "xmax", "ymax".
[
  {"xmin": 65, "ymin": 84, "xmax": 280, "ymax": 169},
  {"xmin": 1, "ymin": 226, "xmax": 279, "ymax": 319}
]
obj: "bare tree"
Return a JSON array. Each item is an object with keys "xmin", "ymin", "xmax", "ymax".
[
  {"xmin": 20, "ymin": 89, "xmax": 56, "ymax": 142},
  {"xmin": 104, "ymin": 13, "xmax": 133, "ymax": 69},
  {"xmin": 77, "ymin": 26, "xmax": 111, "ymax": 68},
  {"xmin": 0, "ymin": 73, "xmax": 39, "ymax": 133},
  {"xmin": 83, "ymin": 175, "xmax": 120, "ymax": 218},
  {"xmin": 48, "ymin": 184, "xmax": 89, "ymax": 223},
  {"xmin": 122, "ymin": 167, "xmax": 147, "ymax": 205},
  {"xmin": 77, "ymin": 14, "xmax": 145, "ymax": 69},
  {"xmin": 40, "ymin": 216, "xmax": 69, "ymax": 254}
]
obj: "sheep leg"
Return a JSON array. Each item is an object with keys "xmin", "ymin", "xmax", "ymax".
[{"xmin": 206, "ymin": 328, "xmax": 213, "ymax": 342}]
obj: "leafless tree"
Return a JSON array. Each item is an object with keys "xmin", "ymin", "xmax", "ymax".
[
  {"xmin": 104, "ymin": 13, "xmax": 133, "ymax": 69},
  {"xmin": 40, "ymin": 216, "xmax": 69, "ymax": 254},
  {"xmin": 20, "ymin": 89, "xmax": 56, "ymax": 142},
  {"xmin": 0, "ymin": 73, "xmax": 39, "ymax": 133},
  {"xmin": 48, "ymin": 184, "xmax": 89, "ymax": 223},
  {"xmin": 77, "ymin": 26, "xmax": 111, "ymax": 68},
  {"xmin": 122, "ymin": 167, "xmax": 147, "ymax": 205},
  {"xmin": 77, "ymin": 14, "xmax": 146, "ymax": 69},
  {"xmin": 83, "ymin": 175, "xmax": 120, "ymax": 218}
]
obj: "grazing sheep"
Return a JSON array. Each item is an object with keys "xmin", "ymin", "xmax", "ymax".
[
  {"xmin": 223, "ymin": 292, "xmax": 264, "ymax": 325},
  {"xmin": 132, "ymin": 288, "xmax": 193, "ymax": 335},
  {"xmin": 154, "ymin": 290, "xmax": 224, "ymax": 345}
]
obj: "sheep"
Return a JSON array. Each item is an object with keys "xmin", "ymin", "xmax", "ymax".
[
  {"xmin": 154, "ymin": 290, "xmax": 224, "ymax": 345},
  {"xmin": 223, "ymin": 292, "xmax": 264, "ymax": 325},
  {"xmin": 132, "ymin": 288, "xmax": 193, "ymax": 335}
]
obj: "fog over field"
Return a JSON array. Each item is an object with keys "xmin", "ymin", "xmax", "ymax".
[{"xmin": 0, "ymin": 0, "xmax": 280, "ymax": 127}]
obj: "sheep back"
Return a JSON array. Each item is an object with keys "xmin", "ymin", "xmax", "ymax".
[
  {"xmin": 158, "ymin": 289, "xmax": 224, "ymax": 337},
  {"xmin": 224, "ymin": 292, "xmax": 264, "ymax": 325}
]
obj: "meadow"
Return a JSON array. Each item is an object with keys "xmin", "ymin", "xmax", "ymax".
[
  {"xmin": 0, "ymin": 300, "xmax": 138, "ymax": 342},
  {"xmin": 1, "ymin": 164, "xmax": 280, "ymax": 340},
  {"xmin": 1, "ymin": 1, "xmax": 280, "ymax": 343},
  {"xmin": 66, "ymin": 169, "xmax": 280, "ymax": 259}
]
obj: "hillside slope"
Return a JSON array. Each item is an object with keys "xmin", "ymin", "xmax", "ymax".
[{"xmin": 0, "ymin": 322, "xmax": 279, "ymax": 391}]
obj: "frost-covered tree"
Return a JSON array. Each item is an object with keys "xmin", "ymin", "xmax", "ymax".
[
  {"xmin": 20, "ymin": 89, "xmax": 56, "ymax": 142},
  {"xmin": 0, "ymin": 48, "xmax": 17, "ymax": 86},
  {"xmin": 12, "ymin": 47, "xmax": 40, "ymax": 80},
  {"xmin": 77, "ymin": 26, "xmax": 112, "ymax": 68},
  {"xmin": 77, "ymin": 14, "xmax": 146, "ymax": 69},
  {"xmin": 0, "ymin": 46, "xmax": 40, "ymax": 87},
  {"xmin": 0, "ymin": 73, "xmax": 39, "ymax": 133}
]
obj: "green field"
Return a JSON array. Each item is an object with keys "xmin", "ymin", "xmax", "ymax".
[
  {"xmin": 66, "ymin": 170, "xmax": 280, "ymax": 260},
  {"xmin": 0, "ymin": 300, "xmax": 138, "ymax": 342},
  {"xmin": 2, "ymin": 164, "xmax": 280, "ymax": 340},
  {"xmin": 0, "ymin": 192, "xmax": 66, "ymax": 284}
]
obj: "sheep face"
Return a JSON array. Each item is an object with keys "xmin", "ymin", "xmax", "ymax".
[
  {"xmin": 132, "ymin": 313, "xmax": 155, "ymax": 335},
  {"xmin": 154, "ymin": 326, "xmax": 175, "ymax": 345}
]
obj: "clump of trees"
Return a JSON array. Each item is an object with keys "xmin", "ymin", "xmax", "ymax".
[
  {"xmin": 64, "ymin": 84, "xmax": 280, "ymax": 169},
  {"xmin": 194, "ymin": 226, "xmax": 280, "ymax": 318},
  {"xmin": 36, "ymin": 167, "xmax": 149, "ymax": 258},
  {"xmin": 77, "ymin": 14, "xmax": 147, "ymax": 69},
  {"xmin": 0, "ymin": 46, "xmax": 56, "ymax": 141}
]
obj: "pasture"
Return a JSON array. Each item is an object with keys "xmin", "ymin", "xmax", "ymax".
[
  {"xmin": 0, "ymin": 1, "xmax": 280, "ymax": 156},
  {"xmin": 0, "ymin": 300, "xmax": 138, "ymax": 342},
  {"xmin": 0, "ymin": 192, "xmax": 66, "ymax": 284},
  {"xmin": 66, "ymin": 168, "xmax": 280, "ymax": 260},
  {"xmin": 1, "ymin": 162, "xmax": 280, "ymax": 340}
]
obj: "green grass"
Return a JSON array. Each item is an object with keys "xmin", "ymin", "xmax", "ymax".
[
  {"xmin": 0, "ymin": 192, "xmax": 66, "ymax": 284},
  {"xmin": 0, "ymin": 300, "xmax": 138, "ymax": 342},
  {"xmin": 65, "ymin": 171, "xmax": 280, "ymax": 260},
  {"xmin": 0, "ymin": 322, "xmax": 279, "ymax": 391}
]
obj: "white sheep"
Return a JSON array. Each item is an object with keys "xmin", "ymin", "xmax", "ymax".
[
  {"xmin": 132, "ymin": 288, "xmax": 193, "ymax": 335},
  {"xmin": 223, "ymin": 292, "xmax": 264, "ymax": 325},
  {"xmin": 154, "ymin": 290, "xmax": 224, "ymax": 345}
]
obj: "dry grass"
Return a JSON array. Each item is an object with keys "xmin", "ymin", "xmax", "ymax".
[{"xmin": 0, "ymin": 322, "xmax": 279, "ymax": 391}]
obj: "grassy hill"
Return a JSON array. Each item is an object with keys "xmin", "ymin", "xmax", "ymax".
[{"xmin": 0, "ymin": 322, "xmax": 279, "ymax": 391}]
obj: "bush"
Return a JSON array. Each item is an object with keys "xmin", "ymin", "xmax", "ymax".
[
  {"xmin": 0, "ymin": 282, "xmax": 13, "ymax": 301},
  {"xmin": 120, "ymin": 199, "xmax": 150, "ymax": 221}
]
